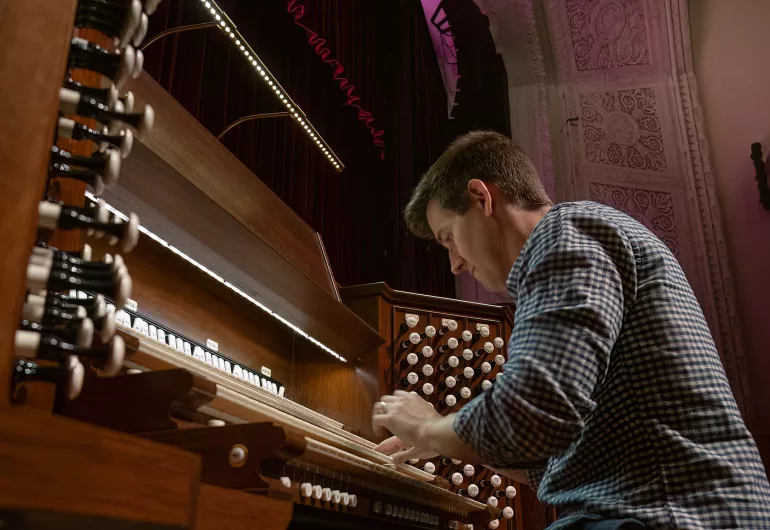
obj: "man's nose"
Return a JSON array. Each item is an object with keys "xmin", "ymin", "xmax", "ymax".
[{"xmin": 450, "ymin": 255, "xmax": 467, "ymax": 276}]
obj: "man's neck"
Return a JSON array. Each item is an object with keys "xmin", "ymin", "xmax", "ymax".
[{"xmin": 501, "ymin": 204, "xmax": 551, "ymax": 267}]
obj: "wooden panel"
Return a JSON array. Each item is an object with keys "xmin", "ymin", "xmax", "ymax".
[
  {"xmin": 0, "ymin": 408, "xmax": 200, "ymax": 527},
  {"xmin": 341, "ymin": 282, "xmax": 515, "ymax": 323},
  {"xmin": 101, "ymin": 140, "xmax": 383, "ymax": 360},
  {"xmin": 0, "ymin": 0, "xmax": 77, "ymax": 406},
  {"xmin": 291, "ymin": 342, "xmax": 381, "ymax": 439},
  {"xmin": 194, "ymin": 484, "xmax": 293, "ymax": 530},
  {"xmin": 125, "ymin": 72, "xmax": 334, "ymax": 297},
  {"xmin": 87, "ymin": 236, "xmax": 295, "ymax": 384}
]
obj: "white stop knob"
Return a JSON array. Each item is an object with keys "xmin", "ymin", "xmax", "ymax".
[
  {"xmin": 488, "ymin": 496, "xmax": 498, "ymax": 507},
  {"xmin": 493, "ymin": 336, "xmax": 505, "ymax": 348},
  {"xmin": 444, "ymin": 375, "xmax": 457, "ymax": 388},
  {"xmin": 280, "ymin": 476, "xmax": 291, "ymax": 488},
  {"xmin": 407, "ymin": 372, "xmax": 419, "ymax": 384},
  {"xmin": 409, "ymin": 332, "xmax": 421, "ymax": 344},
  {"xmin": 300, "ymin": 483, "xmax": 312, "ymax": 497},
  {"xmin": 490, "ymin": 474, "xmax": 502, "ymax": 487},
  {"xmin": 506, "ymin": 485, "xmax": 517, "ymax": 498},
  {"xmin": 405, "ymin": 315, "xmax": 419, "ymax": 328},
  {"xmin": 496, "ymin": 372, "xmax": 503, "ymax": 381},
  {"xmin": 447, "ymin": 337, "xmax": 459, "ymax": 349},
  {"xmin": 481, "ymin": 379, "xmax": 493, "ymax": 391},
  {"xmin": 422, "ymin": 364, "xmax": 434, "ymax": 376},
  {"xmin": 349, "ymin": 494, "xmax": 358, "ymax": 507},
  {"xmin": 447, "ymin": 320, "xmax": 458, "ymax": 331},
  {"xmin": 312, "ymin": 485, "xmax": 322, "ymax": 499},
  {"xmin": 422, "ymin": 383, "xmax": 434, "ymax": 395},
  {"xmin": 445, "ymin": 394, "xmax": 457, "ymax": 406},
  {"xmin": 408, "ymin": 458, "xmax": 420, "ymax": 464},
  {"xmin": 481, "ymin": 362, "xmax": 492, "ymax": 373},
  {"xmin": 463, "ymin": 367, "xmax": 474, "ymax": 379},
  {"xmin": 480, "ymin": 325, "xmax": 490, "ymax": 337},
  {"xmin": 406, "ymin": 353, "xmax": 419, "ymax": 365},
  {"xmin": 229, "ymin": 445, "xmax": 247, "ymax": 467},
  {"xmin": 463, "ymin": 464, "xmax": 475, "ymax": 476},
  {"xmin": 321, "ymin": 488, "xmax": 331, "ymax": 501},
  {"xmin": 341, "ymin": 492, "xmax": 349, "ymax": 506},
  {"xmin": 425, "ymin": 325, "xmax": 436, "ymax": 337},
  {"xmin": 503, "ymin": 506, "xmax": 514, "ymax": 519},
  {"xmin": 451, "ymin": 472, "xmax": 464, "ymax": 485},
  {"xmin": 424, "ymin": 461, "xmax": 436, "ymax": 474},
  {"xmin": 468, "ymin": 484, "xmax": 479, "ymax": 497},
  {"xmin": 463, "ymin": 348, "xmax": 474, "ymax": 361},
  {"xmin": 331, "ymin": 490, "xmax": 341, "ymax": 504},
  {"xmin": 451, "ymin": 458, "xmax": 462, "ymax": 465},
  {"xmin": 495, "ymin": 354, "xmax": 505, "ymax": 366},
  {"xmin": 460, "ymin": 387, "xmax": 472, "ymax": 399},
  {"xmin": 462, "ymin": 330, "xmax": 473, "ymax": 341},
  {"xmin": 489, "ymin": 520, "xmax": 499, "ymax": 529},
  {"xmin": 483, "ymin": 341, "xmax": 494, "ymax": 353},
  {"xmin": 422, "ymin": 345, "xmax": 433, "ymax": 358},
  {"xmin": 448, "ymin": 356, "xmax": 460, "ymax": 368}
]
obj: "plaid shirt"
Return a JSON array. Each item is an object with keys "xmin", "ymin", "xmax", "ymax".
[{"xmin": 454, "ymin": 202, "xmax": 770, "ymax": 529}]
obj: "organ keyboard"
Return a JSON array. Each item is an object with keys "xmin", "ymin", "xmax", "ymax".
[{"xmin": 0, "ymin": 0, "xmax": 554, "ymax": 528}]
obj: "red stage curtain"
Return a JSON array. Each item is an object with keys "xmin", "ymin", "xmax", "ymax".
[{"xmin": 143, "ymin": 0, "xmax": 455, "ymax": 297}]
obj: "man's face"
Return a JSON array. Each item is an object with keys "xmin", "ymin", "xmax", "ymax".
[{"xmin": 426, "ymin": 194, "xmax": 509, "ymax": 293}]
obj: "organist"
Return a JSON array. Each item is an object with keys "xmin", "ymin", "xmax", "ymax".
[{"xmin": 373, "ymin": 131, "xmax": 770, "ymax": 529}]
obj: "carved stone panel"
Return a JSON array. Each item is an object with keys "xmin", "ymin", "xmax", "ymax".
[
  {"xmin": 566, "ymin": 0, "xmax": 651, "ymax": 71},
  {"xmin": 543, "ymin": 0, "xmax": 749, "ymax": 416},
  {"xmin": 580, "ymin": 87, "xmax": 667, "ymax": 172}
]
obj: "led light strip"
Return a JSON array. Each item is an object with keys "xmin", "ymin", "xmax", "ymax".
[
  {"xmin": 85, "ymin": 191, "xmax": 347, "ymax": 362},
  {"xmin": 199, "ymin": 0, "xmax": 344, "ymax": 172}
]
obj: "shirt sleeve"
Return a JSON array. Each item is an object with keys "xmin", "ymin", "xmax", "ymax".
[{"xmin": 453, "ymin": 211, "xmax": 637, "ymax": 469}]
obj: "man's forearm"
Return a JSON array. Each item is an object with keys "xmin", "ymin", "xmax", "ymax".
[
  {"xmin": 422, "ymin": 413, "xmax": 486, "ymax": 464},
  {"xmin": 422, "ymin": 414, "xmax": 530, "ymax": 485}
]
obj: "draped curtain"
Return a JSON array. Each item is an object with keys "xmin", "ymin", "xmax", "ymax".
[{"xmin": 143, "ymin": 0, "xmax": 455, "ymax": 297}]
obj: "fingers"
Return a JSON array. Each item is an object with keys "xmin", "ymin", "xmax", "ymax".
[
  {"xmin": 374, "ymin": 435, "xmax": 408, "ymax": 455},
  {"xmin": 391, "ymin": 446, "xmax": 420, "ymax": 464},
  {"xmin": 372, "ymin": 411, "xmax": 388, "ymax": 437}
]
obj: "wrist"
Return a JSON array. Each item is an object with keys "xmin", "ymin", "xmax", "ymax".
[{"xmin": 419, "ymin": 414, "xmax": 453, "ymax": 455}]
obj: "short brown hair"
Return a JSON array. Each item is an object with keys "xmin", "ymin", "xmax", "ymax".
[{"xmin": 404, "ymin": 131, "xmax": 552, "ymax": 239}]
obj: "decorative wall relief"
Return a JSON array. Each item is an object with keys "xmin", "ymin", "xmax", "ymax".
[
  {"xmin": 588, "ymin": 183, "xmax": 678, "ymax": 256},
  {"xmin": 566, "ymin": 0, "xmax": 651, "ymax": 71},
  {"xmin": 580, "ymin": 88, "xmax": 667, "ymax": 172},
  {"xmin": 544, "ymin": 0, "xmax": 750, "ymax": 419}
]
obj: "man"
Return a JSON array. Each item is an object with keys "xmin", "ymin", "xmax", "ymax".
[{"xmin": 371, "ymin": 131, "xmax": 770, "ymax": 529}]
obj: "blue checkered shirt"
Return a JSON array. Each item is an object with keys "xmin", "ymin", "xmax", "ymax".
[{"xmin": 454, "ymin": 201, "xmax": 770, "ymax": 528}]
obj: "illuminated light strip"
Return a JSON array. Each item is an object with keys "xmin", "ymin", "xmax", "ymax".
[
  {"xmin": 198, "ymin": 0, "xmax": 343, "ymax": 172},
  {"xmin": 86, "ymin": 191, "xmax": 347, "ymax": 362}
]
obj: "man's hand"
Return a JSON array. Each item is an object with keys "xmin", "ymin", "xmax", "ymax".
[
  {"xmin": 371, "ymin": 390, "xmax": 485, "ymax": 466},
  {"xmin": 375, "ymin": 435, "xmax": 439, "ymax": 464},
  {"xmin": 372, "ymin": 390, "xmax": 441, "ymax": 449}
]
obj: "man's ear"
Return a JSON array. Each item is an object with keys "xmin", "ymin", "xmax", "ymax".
[{"xmin": 467, "ymin": 179, "xmax": 493, "ymax": 216}]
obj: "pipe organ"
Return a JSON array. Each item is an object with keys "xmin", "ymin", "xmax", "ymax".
[{"xmin": 0, "ymin": 1, "xmax": 555, "ymax": 528}]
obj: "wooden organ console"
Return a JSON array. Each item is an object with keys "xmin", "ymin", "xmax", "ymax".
[{"xmin": 0, "ymin": 1, "xmax": 556, "ymax": 529}]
